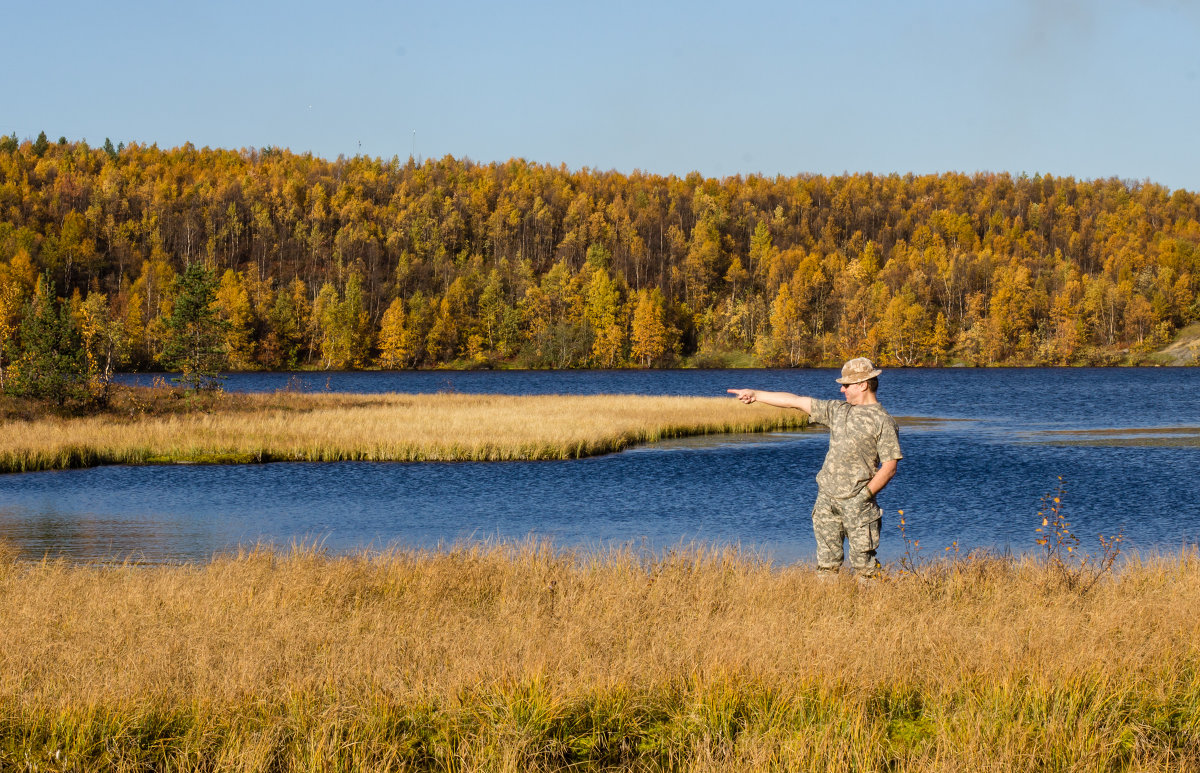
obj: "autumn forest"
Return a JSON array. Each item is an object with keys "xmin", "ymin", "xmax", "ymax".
[{"xmin": 2, "ymin": 132, "xmax": 1198, "ymax": 384}]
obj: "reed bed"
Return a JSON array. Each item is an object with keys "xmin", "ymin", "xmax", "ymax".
[
  {"xmin": 1, "ymin": 542, "xmax": 1198, "ymax": 771},
  {"xmin": 0, "ymin": 393, "xmax": 806, "ymax": 473}
]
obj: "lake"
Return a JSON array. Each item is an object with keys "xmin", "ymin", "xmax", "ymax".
[{"xmin": 1, "ymin": 368, "xmax": 1197, "ymax": 565}]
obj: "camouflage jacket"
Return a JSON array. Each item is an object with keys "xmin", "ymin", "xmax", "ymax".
[{"xmin": 807, "ymin": 399, "xmax": 902, "ymax": 499}]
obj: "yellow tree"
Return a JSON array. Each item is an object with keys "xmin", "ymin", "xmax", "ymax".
[
  {"xmin": 400, "ymin": 292, "xmax": 435, "ymax": 366},
  {"xmin": 477, "ymin": 269, "xmax": 509, "ymax": 357},
  {"xmin": 311, "ymin": 282, "xmax": 342, "ymax": 369},
  {"xmin": 8, "ymin": 249, "xmax": 38, "ymax": 293},
  {"xmin": 242, "ymin": 271, "xmax": 275, "ymax": 337},
  {"xmin": 519, "ymin": 283, "xmax": 552, "ymax": 363},
  {"xmin": 1123, "ymin": 294, "xmax": 1156, "ymax": 350},
  {"xmin": 75, "ymin": 290, "xmax": 129, "ymax": 390},
  {"xmin": 630, "ymin": 288, "xmax": 673, "ymax": 367},
  {"xmin": 128, "ymin": 253, "xmax": 177, "ymax": 366},
  {"xmin": 214, "ymin": 269, "xmax": 255, "ymax": 369},
  {"xmin": 1081, "ymin": 274, "xmax": 1121, "ymax": 347},
  {"xmin": 1042, "ymin": 282, "xmax": 1084, "ymax": 364},
  {"xmin": 878, "ymin": 288, "xmax": 930, "ymax": 366},
  {"xmin": 724, "ymin": 256, "xmax": 749, "ymax": 297},
  {"xmin": 377, "ymin": 296, "xmax": 411, "ymax": 368},
  {"xmin": 929, "ymin": 312, "xmax": 951, "ymax": 365},
  {"xmin": 426, "ymin": 275, "xmax": 474, "ymax": 363},
  {"xmin": 312, "ymin": 277, "xmax": 370, "ymax": 369},
  {"xmin": 584, "ymin": 266, "xmax": 626, "ymax": 367},
  {"xmin": 833, "ymin": 247, "xmax": 885, "ymax": 359},
  {"xmin": 986, "ymin": 261, "xmax": 1036, "ymax": 362},
  {"xmin": 681, "ymin": 214, "xmax": 723, "ymax": 308},
  {"xmin": 760, "ymin": 281, "xmax": 808, "ymax": 367},
  {"xmin": 123, "ymin": 286, "xmax": 147, "ymax": 368},
  {"xmin": 520, "ymin": 260, "xmax": 588, "ymax": 367},
  {"xmin": 263, "ymin": 277, "xmax": 310, "ymax": 368},
  {"xmin": 747, "ymin": 221, "xmax": 776, "ymax": 288},
  {"xmin": 0, "ymin": 263, "xmax": 26, "ymax": 388},
  {"xmin": 956, "ymin": 292, "xmax": 990, "ymax": 365}
]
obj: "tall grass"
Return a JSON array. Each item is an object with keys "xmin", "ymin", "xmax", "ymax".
[
  {"xmin": 0, "ymin": 393, "xmax": 806, "ymax": 473},
  {"xmin": 1, "ymin": 542, "xmax": 1198, "ymax": 771}
]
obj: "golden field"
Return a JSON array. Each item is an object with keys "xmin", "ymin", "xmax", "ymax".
[
  {"xmin": 1, "ymin": 543, "xmax": 1198, "ymax": 771},
  {"xmin": 0, "ymin": 391, "xmax": 806, "ymax": 473}
]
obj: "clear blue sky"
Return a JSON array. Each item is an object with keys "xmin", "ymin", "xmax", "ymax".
[{"xmin": 6, "ymin": 0, "xmax": 1199, "ymax": 191}]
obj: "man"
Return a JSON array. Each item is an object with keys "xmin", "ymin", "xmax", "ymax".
[{"xmin": 728, "ymin": 357, "xmax": 901, "ymax": 578}]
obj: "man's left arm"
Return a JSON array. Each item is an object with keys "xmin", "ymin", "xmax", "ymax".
[
  {"xmin": 865, "ymin": 459, "xmax": 898, "ymax": 497},
  {"xmin": 867, "ymin": 417, "xmax": 902, "ymax": 497}
]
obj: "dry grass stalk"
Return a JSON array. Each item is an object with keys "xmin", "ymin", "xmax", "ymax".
[
  {"xmin": 0, "ymin": 393, "xmax": 806, "ymax": 473},
  {"xmin": 1, "ymin": 543, "xmax": 1198, "ymax": 770}
]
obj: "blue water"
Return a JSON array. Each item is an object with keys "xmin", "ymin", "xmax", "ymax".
[{"xmin": 2, "ymin": 368, "xmax": 1197, "ymax": 564}]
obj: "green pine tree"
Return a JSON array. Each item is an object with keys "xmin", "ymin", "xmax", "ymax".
[
  {"xmin": 5, "ymin": 275, "xmax": 88, "ymax": 406},
  {"xmin": 163, "ymin": 262, "xmax": 228, "ymax": 390}
]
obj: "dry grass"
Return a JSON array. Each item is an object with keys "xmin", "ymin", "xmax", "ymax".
[
  {"xmin": 0, "ymin": 392, "xmax": 806, "ymax": 473},
  {"xmin": 1, "ymin": 542, "xmax": 1198, "ymax": 771}
]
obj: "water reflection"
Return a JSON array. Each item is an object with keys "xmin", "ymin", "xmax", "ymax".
[{"xmin": 0, "ymin": 511, "xmax": 214, "ymax": 563}]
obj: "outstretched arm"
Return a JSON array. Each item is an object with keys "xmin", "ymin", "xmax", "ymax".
[{"xmin": 727, "ymin": 389, "xmax": 812, "ymax": 414}]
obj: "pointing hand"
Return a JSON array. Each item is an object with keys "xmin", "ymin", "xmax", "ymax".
[{"xmin": 727, "ymin": 389, "xmax": 756, "ymax": 404}]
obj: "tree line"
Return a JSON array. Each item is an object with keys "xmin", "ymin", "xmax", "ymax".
[{"xmin": 1, "ymin": 131, "xmax": 1198, "ymax": 394}]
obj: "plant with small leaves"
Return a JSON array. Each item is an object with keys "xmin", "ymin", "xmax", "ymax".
[
  {"xmin": 894, "ymin": 510, "xmax": 940, "ymax": 590},
  {"xmin": 1034, "ymin": 477, "xmax": 1124, "ymax": 593},
  {"xmin": 892, "ymin": 511, "xmax": 979, "ymax": 592}
]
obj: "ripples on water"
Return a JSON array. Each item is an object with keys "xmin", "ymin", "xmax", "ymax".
[{"xmin": 2, "ymin": 368, "xmax": 1198, "ymax": 563}]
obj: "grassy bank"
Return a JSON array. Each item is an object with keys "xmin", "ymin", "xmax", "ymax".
[
  {"xmin": 0, "ymin": 391, "xmax": 806, "ymax": 473},
  {"xmin": 1, "ymin": 543, "xmax": 1198, "ymax": 771}
]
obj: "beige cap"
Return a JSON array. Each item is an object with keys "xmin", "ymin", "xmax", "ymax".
[{"xmin": 835, "ymin": 357, "xmax": 882, "ymax": 384}]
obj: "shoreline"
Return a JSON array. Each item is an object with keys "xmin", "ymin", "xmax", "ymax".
[{"xmin": 111, "ymin": 361, "xmax": 1198, "ymax": 378}]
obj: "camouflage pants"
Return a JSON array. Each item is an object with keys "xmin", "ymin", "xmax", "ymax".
[{"xmin": 811, "ymin": 487, "xmax": 881, "ymax": 576}]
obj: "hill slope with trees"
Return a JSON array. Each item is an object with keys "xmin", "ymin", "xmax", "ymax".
[{"xmin": 1, "ymin": 132, "xmax": 1197, "ymax": 386}]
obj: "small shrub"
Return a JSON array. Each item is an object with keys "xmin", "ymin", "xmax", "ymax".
[{"xmin": 1034, "ymin": 476, "xmax": 1124, "ymax": 593}]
